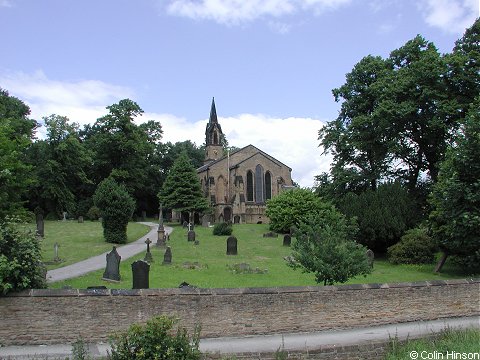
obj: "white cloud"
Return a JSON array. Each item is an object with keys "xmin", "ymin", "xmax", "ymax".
[
  {"xmin": 0, "ymin": 70, "xmax": 134, "ymax": 127},
  {"xmin": 166, "ymin": 0, "xmax": 351, "ymax": 25},
  {"xmin": 1, "ymin": 71, "xmax": 330, "ymax": 187},
  {"xmin": 419, "ymin": 0, "xmax": 479, "ymax": 34}
]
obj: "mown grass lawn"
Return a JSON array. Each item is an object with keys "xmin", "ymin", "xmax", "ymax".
[
  {"xmin": 36, "ymin": 220, "xmax": 150, "ymax": 270},
  {"xmin": 49, "ymin": 223, "xmax": 472, "ymax": 289}
]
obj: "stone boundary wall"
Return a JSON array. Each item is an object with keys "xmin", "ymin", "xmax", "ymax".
[{"xmin": 0, "ymin": 279, "xmax": 479, "ymax": 346}]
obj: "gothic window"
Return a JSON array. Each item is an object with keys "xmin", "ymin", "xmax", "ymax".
[
  {"xmin": 255, "ymin": 164, "xmax": 264, "ymax": 203},
  {"xmin": 265, "ymin": 171, "xmax": 272, "ymax": 200},
  {"xmin": 246, "ymin": 170, "xmax": 254, "ymax": 202}
]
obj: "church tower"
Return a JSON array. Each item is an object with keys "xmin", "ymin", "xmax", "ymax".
[{"xmin": 204, "ymin": 97, "xmax": 224, "ymax": 165}]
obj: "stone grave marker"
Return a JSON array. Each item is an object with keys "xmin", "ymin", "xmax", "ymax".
[
  {"xmin": 163, "ymin": 246, "xmax": 172, "ymax": 265},
  {"xmin": 366, "ymin": 249, "xmax": 375, "ymax": 268},
  {"xmin": 187, "ymin": 230, "xmax": 195, "ymax": 242},
  {"xmin": 144, "ymin": 238, "xmax": 153, "ymax": 263},
  {"xmin": 141, "ymin": 210, "xmax": 147, "ymax": 221},
  {"xmin": 283, "ymin": 234, "xmax": 291, "ymax": 247},
  {"xmin": 78, "ymin": 216, "xmax": 84, "ymax": 223},
  {"xmin": 188, "ymin": 222, "xmax": 194, "ymax": 231},
  {"xmin": 53, "ymin": 242, "xmax": 60, "ymax": 262},
  {"xmin": 263, "ymin": 232, "xmax": 278, "ymax": 238},
  {"xmin": 132, "ymin": 260, "xmax": 150, "ymax": 289},
  {"xmin": 103, "ymin": 246, "xmax": 121, "ymax": 281},
  {"xmin": 182, "ymin": 221, "xmax": 188, "ymax": 228},
  {"xmin": 36, "ymin": 213, "xmax": 44, "ymax": 237},
  {"xmin": 226, "ymin": 236, "xmax": 238, "ymax": 255},
  {"xmin": 156, "ymin": 203, "xmax": 166, "ymax": 247},
  {"xmin": 62, "ymin": 212, "xmax": 67, "ymax": 221},
  {"xmin": 201, "ymin": 215, "xmax": 209, "ymax": 227}
]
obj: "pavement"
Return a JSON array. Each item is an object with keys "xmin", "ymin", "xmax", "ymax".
[
  {"xmin": 0, "ymin": 316, "xmax": 478, "ymax": 359},
  {"xmin": 46, "ymin": 222, "xmax": 172, "ymax": 282}
]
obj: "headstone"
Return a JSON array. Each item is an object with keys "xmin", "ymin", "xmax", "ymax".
[
  {"xmin": 226, "ymin": 236, "xmax": 238, "ymax": 255},
  {"xmin": 283, "ymin": 234, "xmax": 291, "ymax": 247},
  {"xmin": 78, "ymin": 216, "xmax": 84, "ymax": 223},
  {"xmin": 157, "ymin": 203, "xmax": 166, "ymax": 246},
  {"xmin": 187, "ymin": 230, "xmax": 195, "ymax": 242},
  {"xmin": 182, "ymin": 221, "xmax": 188, "ymax": 228},
  {"xmin": 103, "ymin": 246, "xmax": 121, "ymax": 281},
  {"xmin": 263, "ymin": 232, "xmax": 278, "ymax": 238},
  {"xmin": 131, "ymin": 260, "xmax": 150, "ymax": 289},
  {"xmin": 144, "ymin": 238, "xmax": 153, "ymax": 263},
  {"xmin": 53, "ymin": 242, "xmax": 60, "ymax": 262},
  {"xmin": 187, "ymin": 222, "xmax": 194, "ymax": 231},
  {"xmin": 366, "ymin": 249, "xmax": 375, "ymax": 268},
  {"xmin": 36, "ymin": 213, "xmax": 44, "ymax": 237},
  {"xmin": 62, "ymin": 212, "xmax": 67, "ymax": 221},
  {"xmin": 163, "ymin": 246, "xmax": 172, "ymax": 265},
  {"xmin": 201, "ymin": 215, "xmax": 209, "ymax": 227},
  {"xmin": 141, "ymin": 210, "xmax": 147, "ymax": 221}
]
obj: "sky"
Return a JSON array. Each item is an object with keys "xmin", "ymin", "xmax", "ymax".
[{"xmin": 1, "ymin": 0, "xmax": 479, "ymax": 187}]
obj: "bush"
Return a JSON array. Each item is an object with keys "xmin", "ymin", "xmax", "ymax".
[
  {"xmin": 0, "ymin": 216, "xmax": 46, "ymax": 294},
  {"xmin": 93, "ymin": 177, "xmax": 135, "ymax": 244},
  {"xmin": 108, "ymin": 315, "xmax": 201, "ymax": 360},
  {"xmin": 213, "ymin": 222, "xmax": 232, "ymax": 236},
  {"xmin": 387, "ymin": 227, "xmax": 437, "ymax": 265},
  {"xmin": 86, "ymin": 206, "xmax": 101, "ymax": 221}
]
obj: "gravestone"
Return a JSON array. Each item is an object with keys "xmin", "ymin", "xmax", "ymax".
[
  {"xmin": 62, "ymin": 212, "xmax": 67, "ymax": 221},
  {"xmin": 53, "ymin": 242, "xmax": 60, "ymax": 262},
  {"xmin": 187, "ymin": 222, "xmax": 194, "ymax": 231},
  {"xmin": 187, "ymin": 230, "xmax": 195, "ymax": 242},
  {"xmin": 144, "ymin": 238, "xmax": 153, "ymax": 263},
  {"xmin": 366, "ymin": 249, "xmax": 375, "ymax": 268},
  {"xmin": 163, "ymin": 246, "xmax": 172, "ymax": 265},
  {"xmin": 283, "ymin": 234, "xmax": 291, "ymax": 247},
  {"xmin": 201, "ymin": 215, "xmax": 209, "ymax": 227},
  {"xmin": 156, "ymin": 203, "xmax": 166, "ymax": 247},
  {"xmin": 182, "ymin": 221, "xmax": 188, "ymax": 228},
  {"xmin": 141, "ymin": 210, "xmax": 147, "ymax": 221},
  {"xmin": 263, "ymin": 232, "xmax": 278, "ymax": 238},
  {"xmin": 36, "ymin": 213, "xmax": 44, "ymax": 237},
  {"xmin": 78, "ymin": 216, "xmax": 84, "ymax": 223},
  {"xmin": 226, "ymin": 236, "xmax": 238, "ymax": 255},
  {"xmin": 131, "ymin": 260, "xmax": 150, "ymax": 289},
  {"xmin": 103, "ymin": 246, "xmax": 121, "ymax": 281}
]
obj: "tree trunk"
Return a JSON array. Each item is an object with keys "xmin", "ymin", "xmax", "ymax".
[{"xmin": 434, "ymin": 252, "xmax": 448, "ymax": 273}]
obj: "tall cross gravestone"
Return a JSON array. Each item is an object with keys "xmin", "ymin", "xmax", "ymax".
[
  {"xmin": 144, "ymin": 238, "xmax": 153, "ymax": 263},
  {"xmin": 103, "ymin": 246, "xmax": 121, "ymax": 281},
  {"xmin": 131, "ymin": 260, "xmax": 150, "ymax": 289}
]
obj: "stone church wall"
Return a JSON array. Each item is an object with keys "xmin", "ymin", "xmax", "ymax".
[{"xmin": 0, "ymin": 279, "xmax": 478, "ymax": 346}]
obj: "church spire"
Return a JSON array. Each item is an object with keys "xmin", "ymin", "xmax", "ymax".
[{"xmin": 209, "ymin": 97, "xmax": 218, "ymax": 124}]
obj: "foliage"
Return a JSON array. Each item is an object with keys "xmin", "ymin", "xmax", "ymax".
[
  {"xmin": 93, "ymin": 177, "xmax": 136, "ymax": 244},
  {"xmin": 71, "ymin": 338, "xmax": 92, "ymax": 360},
  {"xmin": 385, "ymin": 328, "xmax": 480, "ymax": 360},
  {"xmin": 335, "ymin": 182, "xmax": 418, "ymax": 252},
  {"xmin": 108, "ymin": 315, "xmax": 201, "ymax": 360},
  {"xmin": 86, "ymin": 206, "xmax": 101, "ymax": 221},
  {"xmin": 158, "ymin": 151, "xmax": 209, "ymax": 214},
  {"xmin": 0, "ymin": 88, "xmax": 38, "ymax": 219},
  {"xmin": 429, "ymin": 98, "xmax": 480, "ymax": 273},
  {"xmin": 288, "ymin": 209, "xmax": 371, "ymax": 286},
  {"xmin": 212, "ymin": 222, "xmax": 233, "ymax": 236},
  {"xmin": 266, "ymin": 188, "xmax": 333, "ymax": 234},
  {"xmin": 0, "ymin": 216, "xmax": 46, "ymax": 294},
  {"xmin": 387, "ymin": 227, "xmax": 437, "ymax": 265}
]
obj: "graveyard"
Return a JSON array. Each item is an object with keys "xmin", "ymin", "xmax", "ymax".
[{"xmin": 46, "ymin": 221, "xmax": 468, "ymax": 290}]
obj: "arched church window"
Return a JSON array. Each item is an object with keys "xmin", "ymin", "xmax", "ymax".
[
  {"xmin": 213, "ymin": 131, "xmax": 218, "ymax": 145},
  {"xmin": 255, "ymin": 164, "xmax": 264, "ymax": 203},
  {"xmin": 265, "ymin": 171, "xmax": 272, "ymax": 200},
  {"xmin": 246, "ymin": 170, "xmax": 254, "ymax": 202}
]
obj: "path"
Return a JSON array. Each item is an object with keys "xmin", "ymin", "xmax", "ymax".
[
  {"xmin": 0, "ymin": 316, "xmax": 478, "ymax": 359},
  {"xmin": 46, "ymin": 222, "xmax": 172, "ymax": 283}
]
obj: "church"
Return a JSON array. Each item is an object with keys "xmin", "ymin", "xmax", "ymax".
[{"xmin": 197, "ymin": 98, "xmax": 295, "ymax": 224}]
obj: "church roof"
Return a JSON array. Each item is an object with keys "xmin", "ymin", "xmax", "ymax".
[{"xmin": 197, "ymin": 144, "xmax": 292, "ymax": 173}]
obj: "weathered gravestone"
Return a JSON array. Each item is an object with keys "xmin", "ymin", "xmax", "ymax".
[
  {"xmin": 283, "ymin": 234, "xmax": 291, "ymax": 247},
  {"xmin": 188, "ymin": 222, "xmax": 194, "ymax": 231},
  {"xmin": 62, "ymin": 212, "xmax": 67, "ymax": 221},
  {"xmin": 201, "ymin": 215, "xmax": 209, "ymax": 227},
  {"xmin": 144, "ymin": 238, "xmax": 153, "ymax": 263},
  {"xmin": 36, "ymin": 213, "xmax": 44, "ymax": 237},
  {"xmin": 366, "ymin": 249, "xmax": 375, "ymax": 268},
  {"xmin": 226, "ymin": 236, "xmax": 238, "ymax": 255},
  {"xmin": 263, "ymin": 232, "xmax": 278, "ymax": 238},
  {"xmin": 182, "ymin": 221, "xmax": 188, "ymax": 228},
  {"xmin": 103, "ymin": 246, "xmax": 121, "ymax": 281},
  {"xmin": 53, "ymin": 242, "xmax": 60, "ymax": 262},
  {"xmin": 187, "ymin": 230, "xmax": 195, "ymax": 242},
  {"xmin": 131, "ymin": 260, "xmax": 150, "ymax": 289},
  {"xmin": 78, "ymin": 216, "xmax": 84, "ymax": 223},
  {"xmin": 156, "ymin": 203, "xmax": 166, "ymax": 247},
  {"xmin": 163, "ymin": 246, "xmax": 172, "ymax": 265}
]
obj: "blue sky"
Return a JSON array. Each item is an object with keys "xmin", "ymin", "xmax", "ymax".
[{"xmin": 1, "ymin": 0, "xmax": 478, "ymax": 187}]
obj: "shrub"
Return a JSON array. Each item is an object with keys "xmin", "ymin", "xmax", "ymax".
[
  {"xmin": 93, "ymin": 177, "xmax": 136, "ymax": 244},
  {"xmin": 108, "ymin": 315, "xmax": 201, "ymax": 360},
  {"xmin": 0, "ymin": 216, "xmax": 46, "ymax": 294},
  {"xmin": 86, "ymin": 206, "xmax": 101, "ymax": 221},
  {"xmin": 387, "ymin": 227, "xmax": 437, "ymax": 265},
  {"xmin": 213, "ymin": 222, "xmax": 232, "ymax": 236}
]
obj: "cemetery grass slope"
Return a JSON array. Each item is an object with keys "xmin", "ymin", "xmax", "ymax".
[
  {"xmin": 39, "ymin": 221, "xmax": 150, "ymax": 270},
  {"xmin": 49, "ymin": 224, "xmax": 471, "ymax": 289}
]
